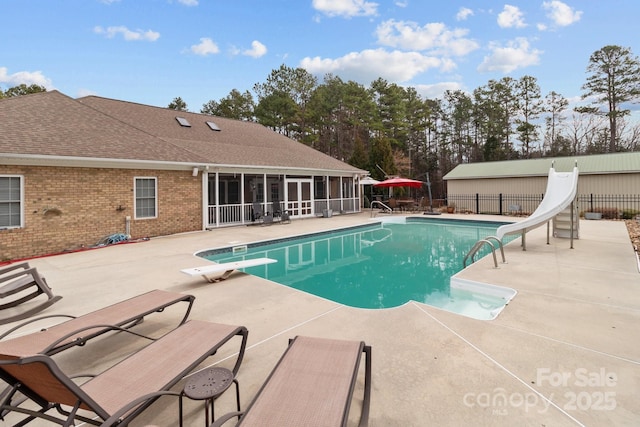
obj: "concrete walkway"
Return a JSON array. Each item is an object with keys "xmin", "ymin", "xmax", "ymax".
[{"xmin": 2, "ymin": 213, "xmax": 639, "ymax": 426}]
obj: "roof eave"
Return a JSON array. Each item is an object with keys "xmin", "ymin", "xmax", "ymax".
[
  {"xmin": 0, "ymin": 154, "xmax": 203, "ymax": 171},
  {"xmin": 0, "ymin": 154, "xmax": 366, "ymax": 176}
]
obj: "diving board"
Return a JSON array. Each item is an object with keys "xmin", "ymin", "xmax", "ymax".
[{"xmin": 181, "ymin": 257, "xmax": 277, "ymax": 283}]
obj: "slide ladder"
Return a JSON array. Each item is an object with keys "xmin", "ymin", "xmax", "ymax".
[{"xmin": 553, "ymin": 205, "xmax": 579, "ymax": 239}]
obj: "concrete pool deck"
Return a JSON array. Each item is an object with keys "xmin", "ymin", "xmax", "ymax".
[{"xmin": 2, "ymin": 212, "xmax": 639, "ymax": 426}]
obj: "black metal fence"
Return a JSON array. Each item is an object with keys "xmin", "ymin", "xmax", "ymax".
[{"xmin": 446, "ymin": 194, "xmax": 640, "ymax": 219}]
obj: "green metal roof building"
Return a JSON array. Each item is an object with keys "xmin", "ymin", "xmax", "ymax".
[{"xmin": 443, "ymin": 152, "xmax": 640, "ymax": 215}]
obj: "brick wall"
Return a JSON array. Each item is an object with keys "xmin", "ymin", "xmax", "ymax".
[{"xmin": 0, "ymin": 165, "xmax": 202, "ymax": 261}]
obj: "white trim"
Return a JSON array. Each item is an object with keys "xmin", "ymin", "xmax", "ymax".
[
  {"xmin": 0, "ymin": 175, "xmax": 24, "ymax": 229},
  {"xmin": 201, "ymin": 171, "xmax": 208, "ymax": 230},
  {"xmin": 0, "ymin": 154, "xmax": 364, "ymax": 175},
  {"xmin": 133, "ymin": 176, "xmax": 158, "ymax": 220}
]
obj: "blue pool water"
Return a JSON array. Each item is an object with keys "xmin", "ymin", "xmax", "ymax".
[{"xmin": 198, "ymin": 217, "xmax": 517, "ymax": 319}]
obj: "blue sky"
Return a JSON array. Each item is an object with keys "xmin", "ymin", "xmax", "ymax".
[{"xmin": 1, "ymin": 0, "xmax": 638, "ymax": 113}]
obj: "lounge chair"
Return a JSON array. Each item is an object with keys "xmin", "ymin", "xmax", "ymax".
[
  {"xmin": 181, "ymin": 258, "xmax": 278, "ymax": 283},
  {"xmin": 280, "ymin": 209, "xmax": 291, "ymax": 224},
  {"xmin": 262, "ymin": 213, "xmax": 274, "ymax": 226},
  {"xmin": 0, "ymin": 319, "xmax": 248, "ymax": 426},
  {"xmin": 210, "ymin": 335, "xmax": 372, "ymax": 427},
  {"xmin": 0, "ymin": 262, "xmax": 62, "ymax": 325},
  {"xmin": 0, "ymin": 289, "xmax": 194, "ymax": 356},
  {"xmin": 270, "ymin": 199, "xmax": 282, "ymax": 220},
  {"xmin": 251, "ymin": 202, "xmax": 264, "ymax": 223}
]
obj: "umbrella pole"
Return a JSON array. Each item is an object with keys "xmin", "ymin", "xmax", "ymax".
[
  {"xmin": 426, "ymin": 174, "xmax": 434, "ymax": 211},
  {"xmin": 422, "ymin": 173, "xmax": 441, "ymax": 215}
]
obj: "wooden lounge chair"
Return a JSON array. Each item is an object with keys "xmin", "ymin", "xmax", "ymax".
[
  {"xmin": 181, "ymin": 258, "xmax": 277, "ymax": 283},
  {"xmin": 0, "ymin": 289, "xmax": 194, "ymax": 356},
  {"xmin": 0, "ymin": 262, "xmax": 62, "ymax": 325},
  {"xmin": 0, "ymin": 319, "xmax": 248, "ymax": 426},
  {"xmin": 211, "ymin": 335, "xmax": 372, "ymax": 427}
]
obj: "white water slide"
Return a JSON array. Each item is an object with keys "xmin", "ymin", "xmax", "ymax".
[{"xmin": 496, "ymin": 164, "xmax": 579, "ymax": 244}]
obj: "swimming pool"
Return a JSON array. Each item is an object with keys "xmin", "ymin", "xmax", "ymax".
[{"xmin": 198, "ymin": 217, "xmax": 518, "ymax": 320}]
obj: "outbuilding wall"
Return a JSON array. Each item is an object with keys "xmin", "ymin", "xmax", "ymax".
[
  {"xmin": 0, "ymin": 165, "xmax": 202, "ymax": 261},
  {"xmin": 446, "ymin": 172, "xmax": 640, "ymax": 215},
  {"xmin": 447, "ymin": 173, "xmax": 639, "ymax": 195}
]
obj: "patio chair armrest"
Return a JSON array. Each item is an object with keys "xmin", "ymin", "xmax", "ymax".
[
  {"xmin": 0, "ymin": 262, "xmax": 30, "ymax": 276},
  {"xmin": 100, "ymin": 390, "xmax": 182, "ymax": 426},
  {"xmin": 0, "ymin": 268, "xmax": 36, "ymax": 286},
  {"xmin": 209, "ymin": 411, "xmax": 244, "ymax": 427},
  {"xmin": 359, "ymin": 344, "xmax": 372, "ymax": 427},
  {"xmin": 0, "ymin": 314, "xmax": 76, "ymax": 340},
  {"xmin": 41, "ymin": 323, "xmax": 157, "ymax": 354}
]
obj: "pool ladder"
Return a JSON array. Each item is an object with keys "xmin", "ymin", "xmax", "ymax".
[{"xmin": 463, "ymin": 236, "xmax": 506, "ymax": 268}]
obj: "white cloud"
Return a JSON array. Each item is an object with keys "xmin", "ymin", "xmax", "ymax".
[
  {"xmin": 456, "ymin": 7, "xmax": 473, "ymax": 21},
  {"xmin": 497, "ymin": 5, "xmax": 526, "ymax": 28},
  {"xmin": 177, "ymin": 0, "xmax": 198, "ymax": 5},
  {"xmin": 0, "ymin": 67, "xmax": 54, "ymax": 89},
  {"xmin": 395, "ymin": 1, "xmax": 408, "ymax": 8},
  {"xmin": 542, "ymin": 1, "xmax": 582, "ymax": 26},
  {"xmin": 413, "ymin": 82, "xmax": 464, "ymax": 99},
  {"xmin": 94, "ymin": 26, "xmax": 160, "ymax": 41},
  {"xmin": 375, "ymin": 19, "xmax": 479, "ymax": 56},
  {"xmin": 312, "ymin": 0, "xmax": 378, "ymax": 18},
  {"xmin": 190, "ymin": 38, "xmax": 220, "ymax": 56},
  {"xmin": 242, "ymin": 40, "xmax": 267, "ymax": 58},
  {"xmin": 477, "ymin": 37, "xmax": 541, "ymax": 73},
  {"xmin": 76, "ymin": 88, "xmax": 98, "ymax": 98},
  {"xmin": 300, "ymin": 48, "xmax": 449, "ymax": 84}
]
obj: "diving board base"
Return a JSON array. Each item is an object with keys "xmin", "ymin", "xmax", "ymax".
[{"xmin": 181, "ymin": 258, "xmax": 277, "ymax": 283}]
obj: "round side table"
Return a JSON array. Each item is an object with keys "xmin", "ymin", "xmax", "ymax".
[{"xmin": 181, "ymin": 367, "xmax": 240, "ymax": 427}]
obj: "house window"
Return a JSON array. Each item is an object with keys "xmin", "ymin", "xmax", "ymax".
[
  {"xmin": 0, "ymin": 176, "xmax": 23, "ymax": 228},
  {"xmin": 314, "ymin": 178, "xmax": 326, "ymax": 199},
  {"xmin": 218, "ymin": 178, "xmax": 240, "ymax": 204},
  {"xmin": 134, "ymin": 177, "xmax": 157, "ymax": 219},
  {"xmin": 270, "ymin": 183, "xmax": 280, "ymax": 202},
  {"xmin": 256, "ymin": 183, "xmax": 264, "ymax": 202}
]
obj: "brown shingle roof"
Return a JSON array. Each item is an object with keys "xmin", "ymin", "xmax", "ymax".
[
  {"xmin": 78, "ymin": 95, "xmax": 362, "ymax": 173},
  {"xmin": 1, "ymin": 91, "xmax": 363, "ymax": 174},
  {"xmin": 0, "ymin": 91, "xmax": 204, "ymax": 163}
]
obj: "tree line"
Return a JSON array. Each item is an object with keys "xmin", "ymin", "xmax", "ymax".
[
  {"xmin": 167, "ymin": 45, "xmax": 640, "ymax": 197},
  {"xmin": 4, "ymin": 45, "xmax": 639, "ymax": 199}
]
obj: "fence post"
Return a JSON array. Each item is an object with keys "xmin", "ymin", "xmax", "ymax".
[
  {"xmin": 499, "ymin": 193, "xmax": 503, "ymax": 215},
  {"xmin": 590, "ymin": 193, "xmax": 594, "ymax": 212},
  {"xmin": 475, "ymin": 193, "xmax": 479, "ymax": 214}
]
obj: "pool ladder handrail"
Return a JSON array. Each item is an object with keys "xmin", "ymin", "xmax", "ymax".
[
  {"xmin": 370, "ymin": 201, "xmax": 392, "ymax": 217},
  {"xmin": 463, "ymin": 236, "xmax": 506, "ymax": 268}
]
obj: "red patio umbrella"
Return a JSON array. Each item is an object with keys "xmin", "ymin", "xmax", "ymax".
[{"xmin": 374, "ymin": 177, "xmax": 424, "ymax": 188}]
